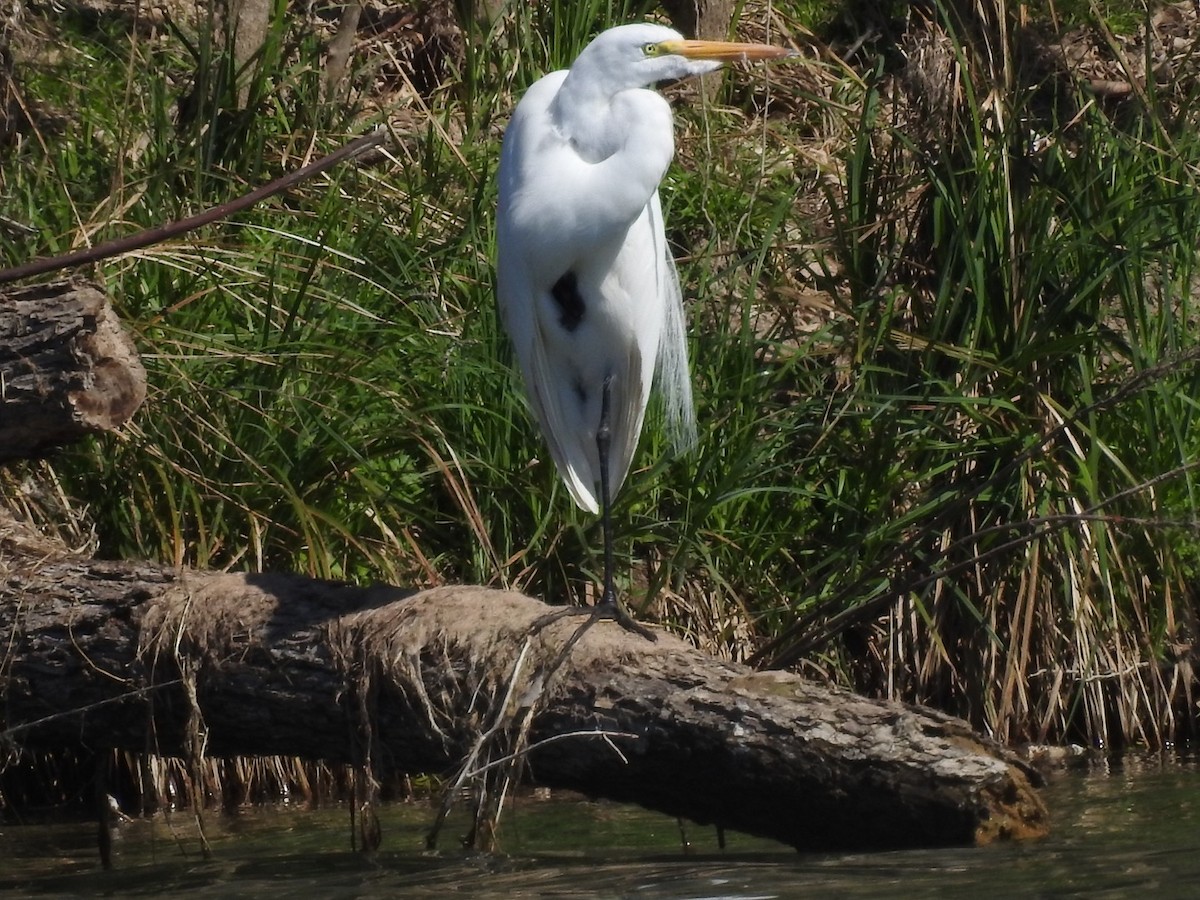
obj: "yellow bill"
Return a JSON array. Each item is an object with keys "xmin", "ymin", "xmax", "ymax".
[{"xmin": 660, "ymin": 39, "xmax": 796, "ymax": 63}]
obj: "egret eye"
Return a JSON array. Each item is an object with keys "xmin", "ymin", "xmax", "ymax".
[{"xmin": 642, "ymin": 42, "xmax": 661, "ymax": 57}]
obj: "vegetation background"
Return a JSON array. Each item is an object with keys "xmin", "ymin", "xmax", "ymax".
[{"xmin": 3, "ymin": 0, "xmax": 1199, "ymax": 759}]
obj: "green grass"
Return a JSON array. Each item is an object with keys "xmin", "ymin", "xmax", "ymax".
[{"xmin": 3, "ymin": 0, "xmax": 1197, "ymax": 747}]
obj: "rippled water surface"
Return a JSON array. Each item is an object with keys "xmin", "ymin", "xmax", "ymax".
[{"xmin": 2, "ymin": 756, "xmax": 1198, "ymax": 897}]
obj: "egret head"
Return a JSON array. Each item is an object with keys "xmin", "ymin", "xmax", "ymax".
[{"xmin": 571, "ymin": 23, "xmax": 793, "ymax": 93}]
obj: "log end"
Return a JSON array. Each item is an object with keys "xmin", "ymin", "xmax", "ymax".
[
  {"xmin": 70, "ymin": 298, "xmax": 146, "ymax": 431},
  {"xmin": 1, "ymin": 279, "xmax": 146, "ymax": 461},
  {"xmin": 975, "ymin": 770, "xmax": 1051, "ymax": 844}
]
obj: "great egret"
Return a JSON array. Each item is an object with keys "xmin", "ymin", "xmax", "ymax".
[{"xmin": 496, "ymin": 23, "xmax": 792, "ymax": 638}]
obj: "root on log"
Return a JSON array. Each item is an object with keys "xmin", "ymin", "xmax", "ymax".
[{"xmin": 0, "ymin": 516, "xmax": 1047, "ymax": 851}]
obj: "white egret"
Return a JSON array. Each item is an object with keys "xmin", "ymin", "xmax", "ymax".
[{"xmin": 496, "ymin": 22, "xmax": 793, "ymax": 638}]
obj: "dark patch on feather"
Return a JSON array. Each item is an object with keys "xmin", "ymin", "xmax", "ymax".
[{"xmin": 551, "ymin": 271, "xmax": 585, "ymax": 332}]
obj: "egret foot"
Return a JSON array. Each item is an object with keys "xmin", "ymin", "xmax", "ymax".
[
  {"xmin": 594, "ymin": 598, "xmax": 658, "ymax": 642},
  {"xmin": 531, "ymin": 599, "xmax": 657, "ymax": 642}
]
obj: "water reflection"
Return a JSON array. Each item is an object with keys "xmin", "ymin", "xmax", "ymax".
[{"xmin": 2, "ymin": 754, "xmax": 1197, "ymax": 898}]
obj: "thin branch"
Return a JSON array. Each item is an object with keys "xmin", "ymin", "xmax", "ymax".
[
  {"xmin": 458, "ymin": 729, "xmax": 641, "ymax": 781},
  {"xmin": 0, "ymin": 680, "xmax": 181, "ymax": 740},
  {"xmin": 0, "ymin": 129, "xmax": 387, "ymax": 286}
]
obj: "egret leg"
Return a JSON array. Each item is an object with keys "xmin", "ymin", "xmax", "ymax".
[
  {"xmin": 529, "ymin": 377, "xmax": 656, "ymax": 642},
  {"xmin": 596, "ymin": 374, "xmax": 618, "ymax": 607},
  {"xmin": 594, "ymin": 375, "xmax": 657, "ymax": 642}
]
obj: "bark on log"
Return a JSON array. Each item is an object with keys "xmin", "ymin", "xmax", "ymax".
[
  {"xmin": 0, "ymin": 514, "xmax": 1047, "ymax": 851},
  {"xmin": 0, "ymin": 280, "xmax": 145, "ymax": 460}
]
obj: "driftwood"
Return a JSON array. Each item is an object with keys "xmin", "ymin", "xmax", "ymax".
[
  {"xmin": 0, "ymin": 515, "xmax": 1048, "ymax": 851},
  {"xmin": 0, "ymin": 280, "xmax": 145, "ymax": 459}
]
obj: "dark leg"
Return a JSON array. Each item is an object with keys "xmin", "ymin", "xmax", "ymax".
[
  {"xmin": 596, "ymin": 374, "xmax": 618, "ymax": 607},
  {"xmin": 530, "ymin": 377, "xmax": 656, "ymax": 642},
  {"xmin": 594, "ymin": 375, "xmax": 656, "ymax": 641}
]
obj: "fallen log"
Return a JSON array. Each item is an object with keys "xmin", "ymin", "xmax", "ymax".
[
  {"xmin": 0, "ymin": 280, "xmax": 145, "ymax": 460},
  {"xmin": 0, "ymin": 514, "xmax": 1047, "ymax": 851}
]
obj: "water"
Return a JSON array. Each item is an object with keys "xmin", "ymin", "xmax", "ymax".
[{"xmin": 2, "ymin": 756, "xmax": 1198, "ymax": 898}]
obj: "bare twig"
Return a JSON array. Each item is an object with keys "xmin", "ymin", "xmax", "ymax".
[
  {"xmin": 0, "ymin": 129, "xmax": 387, "ymax": 286},
  {"xmin": 0, "ymin": 680, "xmax": 181, "ymax": 740}
]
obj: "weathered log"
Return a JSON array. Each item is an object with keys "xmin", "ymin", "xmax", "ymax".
[
  {"xmin": 0, "ymin": 280, "xmax": 145, "ymax": 459},
  {"xmin": 0, "ymin": 514, "xmax": 1047, "ymax": 851}
]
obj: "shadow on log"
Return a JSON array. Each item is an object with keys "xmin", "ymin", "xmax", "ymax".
[{"xmin": 0, "ymin": 514, "xmax": 1048, "ymax": 851}]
